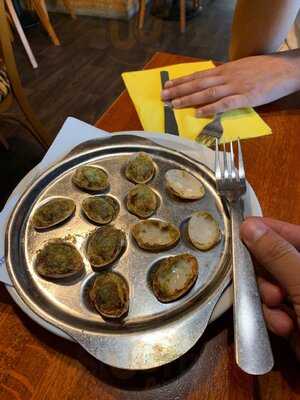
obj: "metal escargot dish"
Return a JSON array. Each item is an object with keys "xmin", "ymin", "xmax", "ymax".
[{"xmin": 5, "ymin": 134, "xmax": 231, "ymax": 370}]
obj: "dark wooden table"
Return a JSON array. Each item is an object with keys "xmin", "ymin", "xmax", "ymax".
[{"xmin": 0, "ymin": 52, "xmax": 300, "ymax": 400}]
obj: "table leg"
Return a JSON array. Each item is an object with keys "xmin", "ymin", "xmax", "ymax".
[{"xmin": 5, "ymin": 0, "xmax": 38, "ymax": 68}]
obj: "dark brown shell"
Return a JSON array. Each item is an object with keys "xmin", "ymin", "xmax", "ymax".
[
  {"xmin": 35, "ymin": 241, "xmax": 84, "ymax": 279},
  {"xmin": 89, "ymin": 272, "xmax": 129, "ymax": 319},
  {"xmin": 132, "ymin": 220, "xmax": 180, "ymax": 251},
  {"xmin": 125, "ymin": 152, "xmax": 155, "ymax": 184},
  {"xmin": 151, "ymin": 254, "xmax": 198, "ymax": 302},
  {"xmin": 82, "ymin": 196, "xmax": 119, "ymax": 225},
  {"xmin": 87, "ymin": 226, "xmax": 126, "ymax": 269},
  {"xmin": 72, "ymin": 166, "xmax": 109, "ymax": 192},
  {"xmin": 127, "ymin": 184, "xmax": 158, "ymax": 219},
  {"xmin": 32, "ymin": 197, "xmax": 75, "ymax": 229}
]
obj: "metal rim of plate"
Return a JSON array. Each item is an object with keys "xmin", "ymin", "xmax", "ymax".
[{"xmin": 5, "ymin": 135, "xmax": 232, "ymax": 370}]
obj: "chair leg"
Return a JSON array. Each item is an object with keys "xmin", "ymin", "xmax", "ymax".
[
  {"xmin": 32, "ymin": 0, "xmax": 60, "ymax": 46},
  {"xmin": 62, "ymin": 0, "xmax": 76, "ymax": 19},
  {"xmin": 180, "ymin": 0, "xmax": 186, "ymax": 33},
  {"xmin": 5, "ymin": 0, "xmax": 38, "ymax": 68},
  {"xmin": 139, "ymin": 0, "xmax": 146, "ymax": 29}
]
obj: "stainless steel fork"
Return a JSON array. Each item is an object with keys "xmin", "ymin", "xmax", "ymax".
[
  {"xmin": 215, "ymin": 139, "xmax": 274, "ymax": 375},
  {"xmin": 196, "ymin": 112, "xmax": 223, "ymax": 146}
]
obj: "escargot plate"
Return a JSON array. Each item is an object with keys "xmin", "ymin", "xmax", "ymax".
[
  {"xmin": 82, "ymin": 196, "xmax": 119, "ymax": 225},
  {"xmin": 151, "ymin": 254, "xmax": 198, "ymax": 302},
  {"xmin": 35, "ymin": 241, "xmax": 84, "ymax": 279},
  {"xmin": 127, "ymin": 184, "xmax": 158, "ymax": 219},
  {"xmin": 72, "ymin": 165, "xmax": 109, "ymax": 192},
  {"xmin": 132, "ymin": 220, "xmax": 180, "ymax": 251},
  {"xmin": 87, "ymin": 226, "xmax": 126, "ymax": 269},
  {"xmin": 125, "ymin": 152, "xmax": 155, "ymax": 184},
  {"xmin": 165, "ymin": 169, "xmax": 205, "ymax": 200},
  {"xmin": 188, "ymin": 211, "xmax": 221, "ymax": 251},
  {"xmin": 89, "ymin": 271, "xmax": 129, "ymax": 319},
  {"xmin": 32, "ymin": 197, "xmax": 75, "ymax": 229}
]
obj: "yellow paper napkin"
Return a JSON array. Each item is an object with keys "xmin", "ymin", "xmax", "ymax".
[{"xmin": 122, "ymin": 61, "xmax": 272, "ymax": 143}]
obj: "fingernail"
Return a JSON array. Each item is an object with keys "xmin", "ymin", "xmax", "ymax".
[
  {"xmin": 165, "ymin": 80, "xmax": 173, "ymax": 88},
  {"xmin": 172, "ymin": 99, "xmax": 180, "ymax": 108},
  {"xmin": 241, "ymin": 219, "xmax": 269, "ymax": 245},
  {"xmin": 196, "ymin": 109, "xmax": 203, "ymax": 117},
  {"xmin": 161, "ymin": 89, "xmax": 170, "ymax": 99}
]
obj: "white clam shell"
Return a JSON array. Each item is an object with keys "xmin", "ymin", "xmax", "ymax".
[
  {"xmin": 165, "ymin": 169, "xmax": 205, "ymax": 200},
  {"xmin": 188, "ymin": 211, "xmax": 221, "ymax": 251}
]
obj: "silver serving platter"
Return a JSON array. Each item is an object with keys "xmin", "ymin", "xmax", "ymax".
[{"xmin": 6, "ymin": 135, "xmax": 231, "ymax": 370}]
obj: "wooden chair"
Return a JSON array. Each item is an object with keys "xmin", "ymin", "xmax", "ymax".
[
  {"xmin": 27, "ymin": 0, "xmax": 76, "ymax": 46},
  {"xmin": 0, "ymin": 0, "xmax": 49, "ymax": 149},
  {"xmin": 139, "ymin": 0, "xmax": 201, "ymax": 33}
]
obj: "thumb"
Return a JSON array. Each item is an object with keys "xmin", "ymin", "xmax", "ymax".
[{"xmin": 240, "ymin": 217, "xmax": 300, "ymax": 299}]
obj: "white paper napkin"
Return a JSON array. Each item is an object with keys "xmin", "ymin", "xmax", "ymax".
[{"xmin": 0, "ymin": 117, "xmax": 217, "ymax": 286}]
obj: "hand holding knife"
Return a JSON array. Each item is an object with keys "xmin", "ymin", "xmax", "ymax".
[{"xmin": 160, "ymin": 71, "xmax": 179, "ymax": 136}]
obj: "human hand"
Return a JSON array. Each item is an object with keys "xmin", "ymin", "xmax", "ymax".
[
  {"xmin": 240, "ymin": 217, "xmax": 300, "ymax": 359},
  {"xmin": 161, "ymin": 51, "xmax": 300, "ymax": 116}
]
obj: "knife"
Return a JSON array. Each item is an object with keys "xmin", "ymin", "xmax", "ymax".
[{"xmin": 160, "ymin": 71, "xmax": 179, "ymax": 136}]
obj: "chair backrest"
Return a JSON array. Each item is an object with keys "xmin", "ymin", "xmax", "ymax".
[
  {"xmin": 0, "ymin": 0, "xmax": 24, "ymax": 97},
  {"xmin": 0, "ymin": 0, "xmax": 49, "ymax": 148}
]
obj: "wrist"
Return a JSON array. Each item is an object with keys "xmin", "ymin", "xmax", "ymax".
[{"xmin": 279, "ymin": 49, "xmax": 300, "ymax": 91}]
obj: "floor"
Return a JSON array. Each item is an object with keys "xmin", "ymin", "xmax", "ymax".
[{"xmin": 0, "ymin": 0, "xmax": 236, "ymax": 209}]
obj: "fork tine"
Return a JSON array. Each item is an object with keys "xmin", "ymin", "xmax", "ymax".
[
  {"xmin": 229, "ymin": 141, "xmax": 237, "ymax": 181},
  {"xmin": 223, "ymin": 143, "xmax": 228, "ymax": 179},
  {"xmin": 237, "ymin": 138, "xmax": 245, "ymax": 182},
  {"xmin": 227, "ymin": 141, "xmax": 232, "ymax": 179},
  {"xmin": 215, "ymin": 138, "xmax": 222, "ymax": 181}
]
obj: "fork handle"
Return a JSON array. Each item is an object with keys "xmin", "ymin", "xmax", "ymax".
[{"xmin": 231, "ymin": 201, "xmax": 274, "ymax": 375}]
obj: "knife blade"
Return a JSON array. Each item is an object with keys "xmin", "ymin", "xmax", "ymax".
[{"xmin": 160, "ymin": 71, "xmax": 179, "ymax": 136}]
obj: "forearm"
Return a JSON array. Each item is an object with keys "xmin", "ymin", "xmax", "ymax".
[{"xmin": 230, "ymin": 0, "xmax": 300, "ymax": 60}]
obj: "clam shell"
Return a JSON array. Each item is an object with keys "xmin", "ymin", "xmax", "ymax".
[
  {"xmin": 35, "ymin": 241, "xmax": 84, "ymax": 279},
  {"xmin": 32, "ymin": 197, "xmax": 75, "ymax": 229},
  {"xmin": 151, "ymin": 254, "xmax": 198, "ymax": 302},
  {"xmin": 125, "ymin": 152, "xmax": 155, "ymax": 184},
  {"xmin": 127, "ymin": 184, "xmax": 158, "ymax": 219},
  {"xmin": 188, "ymin": 211, "xmax": 221, "ymax": 251},
  {"xmin": 89, "ymin": 271, "xmax": 129, "ymax": 319},
  {"xmin": 132, "ymin": 219, "xmax": 180, "ymax": 251},
  {"xmin": 165, "ymin": 169, "xmax": 205, "ymax": 200},
  {"xmin": 82, "ymin": 196, "xmax": 119, "ymax": 225},
  {"xmin": 87, "ymin": 226, "xmax": 126, "ymax": 269},
  {"xmin": 72, "ymin": 165, "xmax": 109, "ymax": 192}
]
